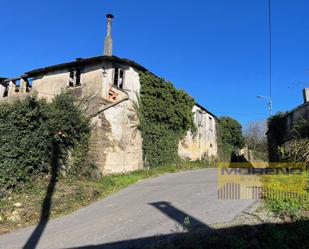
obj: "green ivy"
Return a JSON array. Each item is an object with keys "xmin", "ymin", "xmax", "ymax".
[
  {"xmin": 267, "ymin": 112, "xmax": 287, "ymax": 144},
  {"xmin": 0, "ymin": 93, "xmax": 90, "ymax": 190},
  {"xmin": 217, "ymin": 116, "xmax": 245, "ymax": 149},
  {"xmin": 267, "ymin": 112, "xmax": 288, "ymax": 161},
  {"xmin": 292, "ymin": 119, "xmax": 309, "ymax": 139},
  {"xmin": 139, "ymin": 72, "xmax": 195, "ymax": 167}
]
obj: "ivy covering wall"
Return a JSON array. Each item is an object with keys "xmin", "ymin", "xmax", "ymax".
[
  {"xmin": 267, "ymin": 112, "xmax": 288, "ymax": 161},
  {"xmin": 267, "ymin": 112, "xmax": 309, "ymax": 164},
  {"xmin": 216, "ymin": 116, "xmax": 245, "ymax": 161},
  {"xmin": 139, "ymin": 72, "xmax": 195, "ymax": 167},
  {"xmin": 0, "ymin": 93, "xmax": 90, "ymax": 191}
]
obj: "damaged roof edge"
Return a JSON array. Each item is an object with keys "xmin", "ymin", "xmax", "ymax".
[
  {"xmin": 195, "ymin": 102, "xmax": 218, "ymax": 119},
  {"xmin": 25, "ymin": 55, "xmax": 148, "ymax": 76},
  {"xmin": 1, "ymin": 56, "xmax": 218, "ymax": 119},
  {"xmin": 0, "ymin": 77, "xmax": 8, "ymax": 86},
  {"xmin": 270, "ymin": 101, "xmax": 309, "ymax": 122}
]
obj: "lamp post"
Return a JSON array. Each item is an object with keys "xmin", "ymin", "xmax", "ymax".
[{"xmin": 257, "ymin": 95, "xmax": 273, "ymax": 116}]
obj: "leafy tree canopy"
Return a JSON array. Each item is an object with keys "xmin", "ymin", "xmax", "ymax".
[{"xmin": 217, "ymin": 116, "xmax": 245, "ymax": 149}]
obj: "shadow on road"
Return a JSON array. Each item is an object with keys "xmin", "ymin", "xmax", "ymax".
[
  {"xmin": 149, "ymin": 201, "xmax": 209, "ymax": 232},
  {"xmin": 20, "ymin": 161, "xmax": 309, "ymax": 249},
  {"xmin": 65, "ymin": 201, "xmax": 309, "ymax": 249},
  {"xmin": 23, "ymin": 142, "xmax": 61, "ymax": 249}
]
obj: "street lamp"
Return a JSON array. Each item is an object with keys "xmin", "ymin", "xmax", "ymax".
[{"xmin": 257, "ymin": 95, "xmax": 272, "ymax": 116}]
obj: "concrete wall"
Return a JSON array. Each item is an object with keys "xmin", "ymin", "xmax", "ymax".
[
  {"xmin": 85, "ymin": 64, "xmax": 143, "ymax": 174},
  {"xmin": 32, "ymin": 69, "xmax": 69, "ymax": 102},
  {"xmin": 0, "ymin": 84, "xmax": 6, "ymax": 98},
  {"xmin": 178, "ymin": 105, "xmax": 217, "ymax": 160},
  {"xmin": 0, "ymin": 93, "xmax": 33, "ymax": 104},
  {"xmin": 99, "ymin": 100, "xmax": 143, "ymax": 174}
]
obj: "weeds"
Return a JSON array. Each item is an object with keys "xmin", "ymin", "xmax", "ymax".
[
  {"xmin": 0, "ymin": 160, "xmax": 214, "ymax": 234},
  {"xmin": 262, "ymin": 171, "xmax": 309, "ymax": 220}
]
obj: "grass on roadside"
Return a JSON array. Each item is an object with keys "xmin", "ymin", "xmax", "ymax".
[
  {"xmin": 0, "ymin": 160, "xmax": 214, "ymax": 234},
  {"xmin": 262, "ymin": 171, "xmax": 309, "ymax": 220}
]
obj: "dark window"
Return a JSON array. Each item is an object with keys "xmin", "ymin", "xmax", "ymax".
[
  {"xmin": 119, "ymin": 69, "xmax": 124, "ymax": 89},
  {"xmin": 75, "ymin": 68, "xmax": 81, "ymax": 86},
  {"xmin": 69, "ymin": 68, "xmax": 82, "ymax": 87},
  {"xmin": 3, "ymin": 86, "xmax": 8, "ymax": 97},
  {"xmin": 209, "ymin": 116, "xmax": 213, "ymax": 131},
  {"xmin": 69, "ymin": 70, "xmax": 74, "ymax": 87},
  {"xmin": 113, "ymin": 67, "xmax": 124, "ymax": 89}
]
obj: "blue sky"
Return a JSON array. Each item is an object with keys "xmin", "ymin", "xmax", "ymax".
[{"xmin": 1, "ymin": 0, "xmax": 309, "ymax": 126}]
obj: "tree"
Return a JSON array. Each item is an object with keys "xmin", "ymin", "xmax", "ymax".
[
  {"xmin": 244, "ymin": 120, "xmax": 267, "ymax": 152},
  {"xmin": 218, "ymin": 116, "xmax": 245, "ymax": 149}
]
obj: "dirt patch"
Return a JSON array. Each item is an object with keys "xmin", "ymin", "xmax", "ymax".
[{"xmin": 213, "ymin": 201, "xmax": 282, "ymax": 230}]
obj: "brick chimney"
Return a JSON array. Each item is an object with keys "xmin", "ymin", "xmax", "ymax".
[
  {"xmin": 303, "ymin": 88, "xmax": 309, "ymax": 103},
  {"xmin": 104, "ymin": 14, "xmax": 114, "ymax": 56}
]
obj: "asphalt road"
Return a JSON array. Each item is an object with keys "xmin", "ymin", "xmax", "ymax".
[{"xmin": 0, "ymin": 168, "xmax": 254, "ymax": 249}]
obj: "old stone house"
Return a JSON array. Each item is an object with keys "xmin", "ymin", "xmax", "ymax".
[
  {"xmin": 267, "ymin": 88, "xmax": 309, "ymax": 161},
  {"xmin": 0, "ymin": 14, "xmax": 217, "ymax": 173}
]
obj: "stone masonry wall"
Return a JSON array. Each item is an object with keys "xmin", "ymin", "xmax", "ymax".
[{"xmin": 178, "ymin": 105, "xmax": 217, "ymax": 160}]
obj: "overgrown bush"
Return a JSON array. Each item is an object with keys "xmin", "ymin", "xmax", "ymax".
[
  {"xmin": 217, "ymin": 116, "xmax": 245, "ymax": 149},
  {"xmin": 275, "ymin": 120, "xmax": 309, "ymax": 166},
  {"xmin": 267, "ymin": 112, "xmax": 287, "ymax": 141},
  {"xmin": 139, "ymin": 72, "xmax": 195, "ymax": 167},
  {"xmin": 263, "ymin": 172, "xmax": 309, "ymax": 219},
  {"xmin": 267, "ymin": 112, "xmax": 288, "ymax": 161},
  {"xmin": 0, "ymin": 93, "xmax": 90, "ymax": 191},
  {"xmin": 217, "ymin": 143, "xmax": 234, "ymax": 161},
  {"xmin": 265, "ymin": 117, "xmax": 309, "ymax": 218},
  {"xmin": 292, "ymin": 119, "xmax": 309, "ymax": 139},
  {"xmin": 279, "ymin": 139, "xmax": 309, "ymax": 167},
  {"xmin": 216, "ymin": 116, "xmax": 245, "ymax": 161}
]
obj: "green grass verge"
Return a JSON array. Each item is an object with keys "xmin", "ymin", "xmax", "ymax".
[
  {"xmin": 0, "ymin": 161, "xmax": 214, "ymax": 234},
  {"xmin": 262, "ymin": 171, "xmax": 309, "ymax": 220}
]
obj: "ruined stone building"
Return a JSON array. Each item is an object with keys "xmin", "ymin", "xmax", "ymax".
[
  {"xmin": 267, "ymin": 88, "xmax": 309, "ymax": 161},
  {"xmin": 0, "ymin": 14, "xmax": 217, "ymax": 173}
]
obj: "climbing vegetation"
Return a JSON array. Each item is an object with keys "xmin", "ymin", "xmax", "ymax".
[
  {"xmin": 267, "ymin": 112, "xmax": 287, "ymax": 145},
  {"xmin": 138, "ymin": 72, "xmax": 195, "ymax": 167},
  {"xmin": 0, "ymin": 93, "xmax": 91, "ymax": 191},
  {"xmin": 217, "ymin": 116, "xmax": 245, "ymax": 149},
  {"xmin": 216, "ymin": 116, "xmax": 245, "ymax": 161}
]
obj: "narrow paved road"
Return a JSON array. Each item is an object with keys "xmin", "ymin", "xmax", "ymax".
[{"xmin": 0, "ymin": 169, "xmax": 254, "ymax": 249}]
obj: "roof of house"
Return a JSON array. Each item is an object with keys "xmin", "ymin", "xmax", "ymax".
[
  {"xmin": 1, "ymin": 55, "xmax": 216, "ymax": 117},
  {"xmin": 0, "ymin": 78, "xmax": 8, "ymax": 86},
  {"xmin": 25, "ymin": 55, "xmax": 148, "ymax": 76},
  {"xmin": 2, "ymin": 55, "xmax": 148, "ymax": 83},
  {"xmin": 274, "ymin": 101, "xmax": 309, "ymax": 120},
  {"xmin": 195, "ymin": 102, "xmax": 218, "ymax": 119},
  {"xmin": 266, "ymin": 101, "xmax": 309, "ymax": 135}
]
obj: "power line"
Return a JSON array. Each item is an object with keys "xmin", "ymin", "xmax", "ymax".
[{"xmin": 268, "ymin": 0, "xmax": 273, "ymax": 110}]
